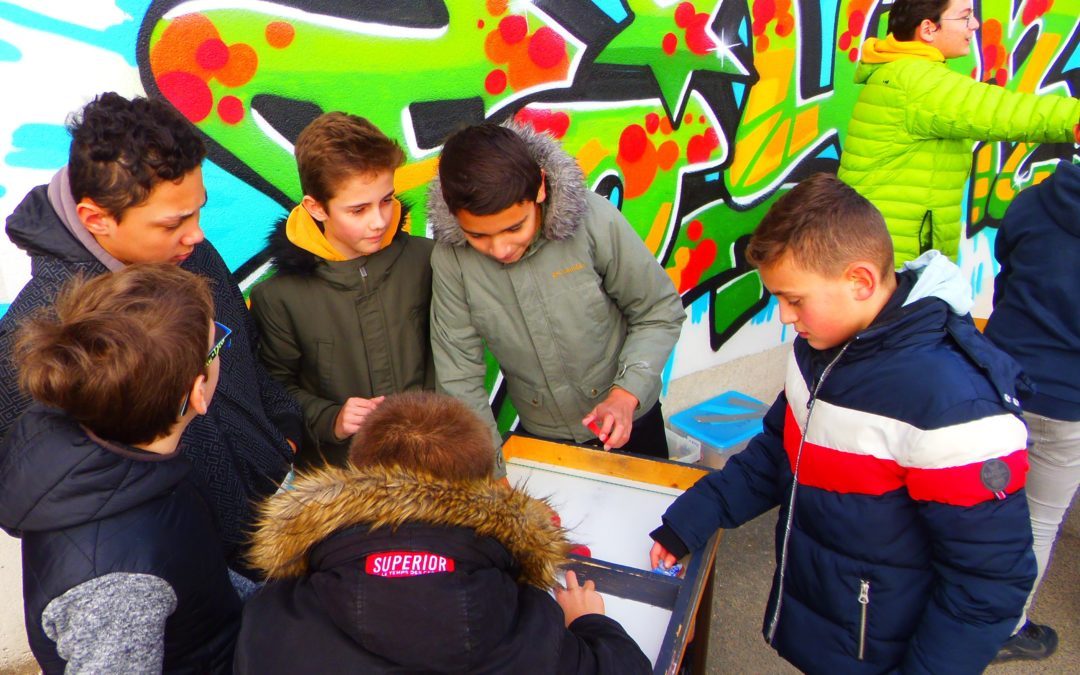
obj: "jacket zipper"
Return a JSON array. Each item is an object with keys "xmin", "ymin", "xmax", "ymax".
[
  {"xmin": 359, "ymin": 264, "xmax": 368, "ymax": 292},
  {"xmin": 766, "ymin": 340, "xmax": 853, "ymax": 644},
  {"xmin": 858, "ymin": 579, "xmax": 870, "ymax": 660}
]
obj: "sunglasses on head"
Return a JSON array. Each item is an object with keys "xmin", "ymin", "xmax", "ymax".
[{"xmin": 178, "ymin": 321, "xmax": 232, "ymax": 418}]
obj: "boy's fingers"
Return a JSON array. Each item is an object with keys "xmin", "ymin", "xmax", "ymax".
[
  {"xmin": 564, "ymin": 570, "xmax": 579, "ymax": 589},
  {"xmin": 583, "ymin": 579, "xmax": 596, "ymax": 592}
]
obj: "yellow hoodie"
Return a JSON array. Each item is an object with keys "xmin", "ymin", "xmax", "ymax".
[
  {"xmin": 284, "ymin": 198, "xmax": 402, "ymax": 261},
  {"xmin": 859, "ymin": 34, "xmax": 944, "ymax": 65}
]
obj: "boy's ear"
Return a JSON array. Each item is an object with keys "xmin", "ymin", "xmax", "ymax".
[
  {"xmin": 847, "ymin": 262, "xmax": 878, "ymax": 301},
  {"xmin": 301, "ymin": 195, "xmax": 329, "ymax": 222},
  {"xmin": 535, "ymin": 170, "xmax": 547, "ymax": 204},
  {"xmin": 916, "ymin": 18, "xmax": 938, "ymax": 43},
  {"xmin": 186, "ymin": 374, "xmax": 212, "ymax": 417},
  {"xmin": 76, "ymin": 198, "xmax": 117, "ymax": 237}
]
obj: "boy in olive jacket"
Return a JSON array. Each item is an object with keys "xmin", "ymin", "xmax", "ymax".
[
  {"xmin": 427, "ymin": 122, "xmax": 686, "ymax": 477},
  {"xmin": 251, "ymin": 113, "xmax": 434, "ymax": 468}
]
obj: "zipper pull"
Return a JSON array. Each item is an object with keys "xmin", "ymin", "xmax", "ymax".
[
  {"xmin": 359, "ymin": 265, "xmax": 368, "ymax": 278},
  {"xmin": 858, "ymin": 580, "xmax": 870, "ymax": 605}
]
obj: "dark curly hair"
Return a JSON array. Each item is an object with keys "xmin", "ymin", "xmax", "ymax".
[
  {"xmin": 887, "ymin": 0, "xmax": 952, "ymax": 40},
  {"xmin": 67, "ymin": 92, "xmax": 207, "ymax": 220},
  {"xmin": 438, "ymin": 123, "xmax": 543, "ymax": 216}
]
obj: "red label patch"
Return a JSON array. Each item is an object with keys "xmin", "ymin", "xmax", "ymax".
[{"xmin": 365, "ymin": 551, "xmax": 455, "ymax": 578}]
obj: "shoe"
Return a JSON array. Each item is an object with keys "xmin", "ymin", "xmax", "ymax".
[{"xmin": 993, "ymin": 621, "xmax": 1059, "ymax": 662}]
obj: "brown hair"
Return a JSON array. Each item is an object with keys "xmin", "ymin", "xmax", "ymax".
[
  {"xmin": 294, "ymin": 112, "xmax": 405, "ymax": 206},
  {"xmin": 438, "ymin": 123, "xmax": 543, "ymax": 216},
  {"xmin": 746, "ymin": 173, "xmax": 894, "ymax": 278},
  {"xmin": 887, "ymin": 0, "xmax": 952, "ymax": 40},
  {"xmin": 349, "ymin": 392, "xmax": 494, "ymax": 482},
  {"xmin": 15, "ymin": 263, "xmax": 214, "ymax": 445},
  {"xmin": 68, "ymin": 92, "xmax": 206, "ymax": 220}
]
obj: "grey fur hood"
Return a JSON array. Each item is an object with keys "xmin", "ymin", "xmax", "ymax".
[{"xmin": 427, "ymin": 121, "xmax": 589, "ymax": 246}]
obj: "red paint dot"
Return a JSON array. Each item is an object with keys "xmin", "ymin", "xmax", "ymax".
[
  {"xmin": 994, "ymin": 69, "xmax": 1008, "ymax": 86},
  {"xmin": 848, "ymin": 47, "xmax": 859, "ymax": 62},
  {"xmin": 848, "ymin": 10, "xmax": 865, "ymax": 35},
  {"xmin": 645, "ymin": 112, "xmax": 660, "ymax": 134},
  {"xmin": 157, "ymin": 71, "xmax": 213, "ymax": 122},
  {"xmin": 485, "ymin": 69, "xmax": 507, "ymax": 94},
  {"xmin": 196, "ymin": 38, "xmax": 229, "ymax": 70},
  {"xmin": 753, "ymin": 0, "xmax": 777, "ymax": 23},
  {"xmin": 662, "ymin": 32, "xmax": 678, "ymax": 55},
  {"xmin": 685, "ymin": 12, "xmax": 715, "ymax": 54},
  {"xmin": 675, "ymin": 2, "xmax": 696, "ymax": 28},
  {"xmin": 757, "ymin": 34, "xmax": 770, "ymax": 52},
  {"xmin": 684, "ymin": 113, "xmax": 693, "ymax": 124},
  {"xmin": 838, "ymin": 31, "xmax": 852, "ymax": 51},
  {"xmin": 478, "ymin": 19, "xmax": 485, "ymax": 29},
  {"xmin": 687, "ymin": 219, "xmax": 703, "ymax": 241},
  {"xmin": 687, "ymin": 133, "xmax": 716, "ymax": 163},
  {"xmin": 698, "ymin": 115, "xmax": 705, "ymax": 123},
  {"xmin": 218, "ymin": 96, "xmax": 244, "ymax": 124},
  {"xmin": 704, "ymin": 127, "xmax": 719, "ymax": 149},
  {"xmin": 619, "ymin": 124, "xmax": 648, "ymax": 163},
  {"xmin": 499, "ymin": 15, "xmax": 527, "ymax": 44},
  {"xmin": 528, "ymin": 27, "xmax": 565, "ymax": 69}
]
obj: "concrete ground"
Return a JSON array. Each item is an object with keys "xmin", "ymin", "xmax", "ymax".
[{"xmin": 667, "ymin": 346, "xmax": 1080, "ymax": 674}]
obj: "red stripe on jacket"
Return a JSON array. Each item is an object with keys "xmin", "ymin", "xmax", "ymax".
[{"xmin": 784, "ymin": 405, "xmax": 1028, "ymax": 506}]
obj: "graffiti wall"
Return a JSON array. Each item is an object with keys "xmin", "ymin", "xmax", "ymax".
[{"xmin": 2, "ymin": 0, "xmax": 1077, "ymax": 388}]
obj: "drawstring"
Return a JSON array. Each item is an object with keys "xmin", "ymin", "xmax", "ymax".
[
  {"xmin": 919, "ymin": 210, "xmax": 933, "ymax": 255},
  {"xmin": 767, "ymin": 341, "xmax": 852, "ymax": 644}
]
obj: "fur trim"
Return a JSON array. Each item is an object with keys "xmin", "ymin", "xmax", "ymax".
[
  {"xmin": 428, "ymin": 121, "xmax": 589, "ymax": 246},
  {"xmin": 248, "ymin": 464, "xmax": 570, "ymax": 590},
  {"xmin": 267, "ymin": 199, "xmax": 413, "ymax": 276}
]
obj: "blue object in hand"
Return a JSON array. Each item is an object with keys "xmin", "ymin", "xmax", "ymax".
[{"xmin": 651, "ymin": 562, "xmax": 682, "ymax": 577}]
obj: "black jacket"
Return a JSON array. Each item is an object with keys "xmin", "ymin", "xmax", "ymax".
[
  {"xmin": 986, "ymin": 160, "xmax": 1080, "ymax": 421},
  {"xmin": 235, "ymin": 465, "xmax": 651, "ymax": 674},
  {"xmin": 0, "ymin": 184, "xmax": 302, "ymax": 570},
  {"xmin": 0, "ymin": 405, "xmax": 241, "ymax": 673}
]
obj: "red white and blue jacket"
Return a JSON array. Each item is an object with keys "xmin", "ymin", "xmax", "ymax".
[{"xmin": 654, "ymin": 252, "xmax": 1036, "ymax": 675}]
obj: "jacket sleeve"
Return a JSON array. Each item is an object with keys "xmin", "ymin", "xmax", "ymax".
[
  {"xmin": 0, "ymin": 309, "xmax": 31, "ymax": 445},
  {"xmin": 899, "ymin": 403, "xmax": 1036, "ymax": 674},
  {"xmin": 588, "ymin": 195, "xmax": 686, "ymax": 409},
  {"xmin": 904, "ymin": 65, "xmax": 1080, "ymax": 143},
  {"xmin": 559, "ymin": 614, "xmax": 652, "ymax": 674},
  {"xmin": 655, "ymin": 392, "xmax": 788, "ymax": 554},
  {"xmin": 249, "ymin": 282, "xmax": 343, "ymax": 448},
  {"xmin": 430, "ymin": 244, "xmax": 507, "ymax": 478},
  {"xmin": 41, "ymin": 573, "xmax": 177, "ymax": 674}
]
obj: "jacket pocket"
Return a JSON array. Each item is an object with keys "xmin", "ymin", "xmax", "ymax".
[
  {"xmin": 505, "ymin": 378, "xmax": 559, "ymax": 431},
  {"xmin": 316, "ymin": 339, "xmax": 335, "ymax": 394},
  {"xmin": 857, "ymin": 579, "xmax": 871, "ymax": 661}
]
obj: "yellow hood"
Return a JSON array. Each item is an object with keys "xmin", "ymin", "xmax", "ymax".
[
  {"xmin": 860, "ymin": 34, "xmax": 944, "ymax": 64},
  {"xmin": 285, "ymin": 197, "xmax": 402, "ymax": 261}
]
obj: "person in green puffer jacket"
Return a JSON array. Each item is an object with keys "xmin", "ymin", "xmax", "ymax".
[
  {"xmin": 838, "ymin": 0, "xmax": 1080, "ymax": 266},
  {"xmin": 250, "ymin": 113, "xmax": 434, "ymax": 468}
]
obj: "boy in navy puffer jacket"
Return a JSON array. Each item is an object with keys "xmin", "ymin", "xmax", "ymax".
[
  {"xmin": 649, "ymin": 174, "xmax": 1036, "ymax": 674},
  {"xmin": 985, "ymin": 159, "xmax": 1080, "ymax": 662}
]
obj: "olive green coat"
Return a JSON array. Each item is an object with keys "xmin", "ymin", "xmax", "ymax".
[{"xmin": 251, "ymin": 223, "xmax": 434, "ymax": 466}]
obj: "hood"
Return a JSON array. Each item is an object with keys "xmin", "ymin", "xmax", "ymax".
[
  {"xmin": 1037, "ymin": 160, "xmax": 1080, "ymax": 237},
  {"xmin": 427, "ymin": 120, "xmax": 589, "ymax": 246},
  {"xmin": 267, "ymin": 199, "xmax": 409, "ymax": 276},
  {"xmin": 248, "ymin": 464, "xmax": 568, "ymax": 589},
  {"xmin": 855, "ymin": 35, "xmax": 944, "ymax": 83},
  {"xmin": 900, "ymin": 250, "xmax": 974, "ymax": 315},
  {"xmin": 0, "ymin": 405, "xmax": 190, "ymax": 534},
  {"xmin": 4, "ymin": 184, "xmax": 97, "ymax": 263}
]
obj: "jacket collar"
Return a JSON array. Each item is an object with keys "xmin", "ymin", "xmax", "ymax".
[
  {"xmin": 427, "ymin": 120, "xmax": 590, "ymax": 247},
  {"xmin": 247, "ymin": 464, "xmax": 569, "ymax": 589}
]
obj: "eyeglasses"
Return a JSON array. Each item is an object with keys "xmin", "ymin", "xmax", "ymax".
[
  {"xmin": 940, "ymin": 14, "xmax": 976, "ymax": 29},
  {"xmin": 178, "ymin": 321, "xmax": 232, "ymax": 418}
]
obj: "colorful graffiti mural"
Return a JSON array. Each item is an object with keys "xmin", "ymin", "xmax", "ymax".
[{"xmin": 2, "ymin": 0, "xmax": 1078, "ymax": 383}]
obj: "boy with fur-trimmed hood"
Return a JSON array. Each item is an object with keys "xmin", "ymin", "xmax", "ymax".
[
  {"xmin": 235, "ymin": 391, "xmax": 651, "ymax": 674},
  {"xmin": 250, "ymin": 112, "xmax": 434, "ymax": 468},
  {"xmin": 427, "ymin": 122, "xmax": 686, "ymax": 475}
]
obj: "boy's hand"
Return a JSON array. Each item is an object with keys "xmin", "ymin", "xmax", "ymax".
[
  {"xmin": 555, "ymin": 570, "xmax": 605, "ymax": 627},
  {"xmin": 333, "ymin": 396, "xmax": 386, "ymax": 441},
  {"xmin": 649, "ymin": 541, "xmax": 678, "ymax": 570},
  {"xmin": 582, "ymin": 387, "xmax": 638, "ymax": 450}
]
